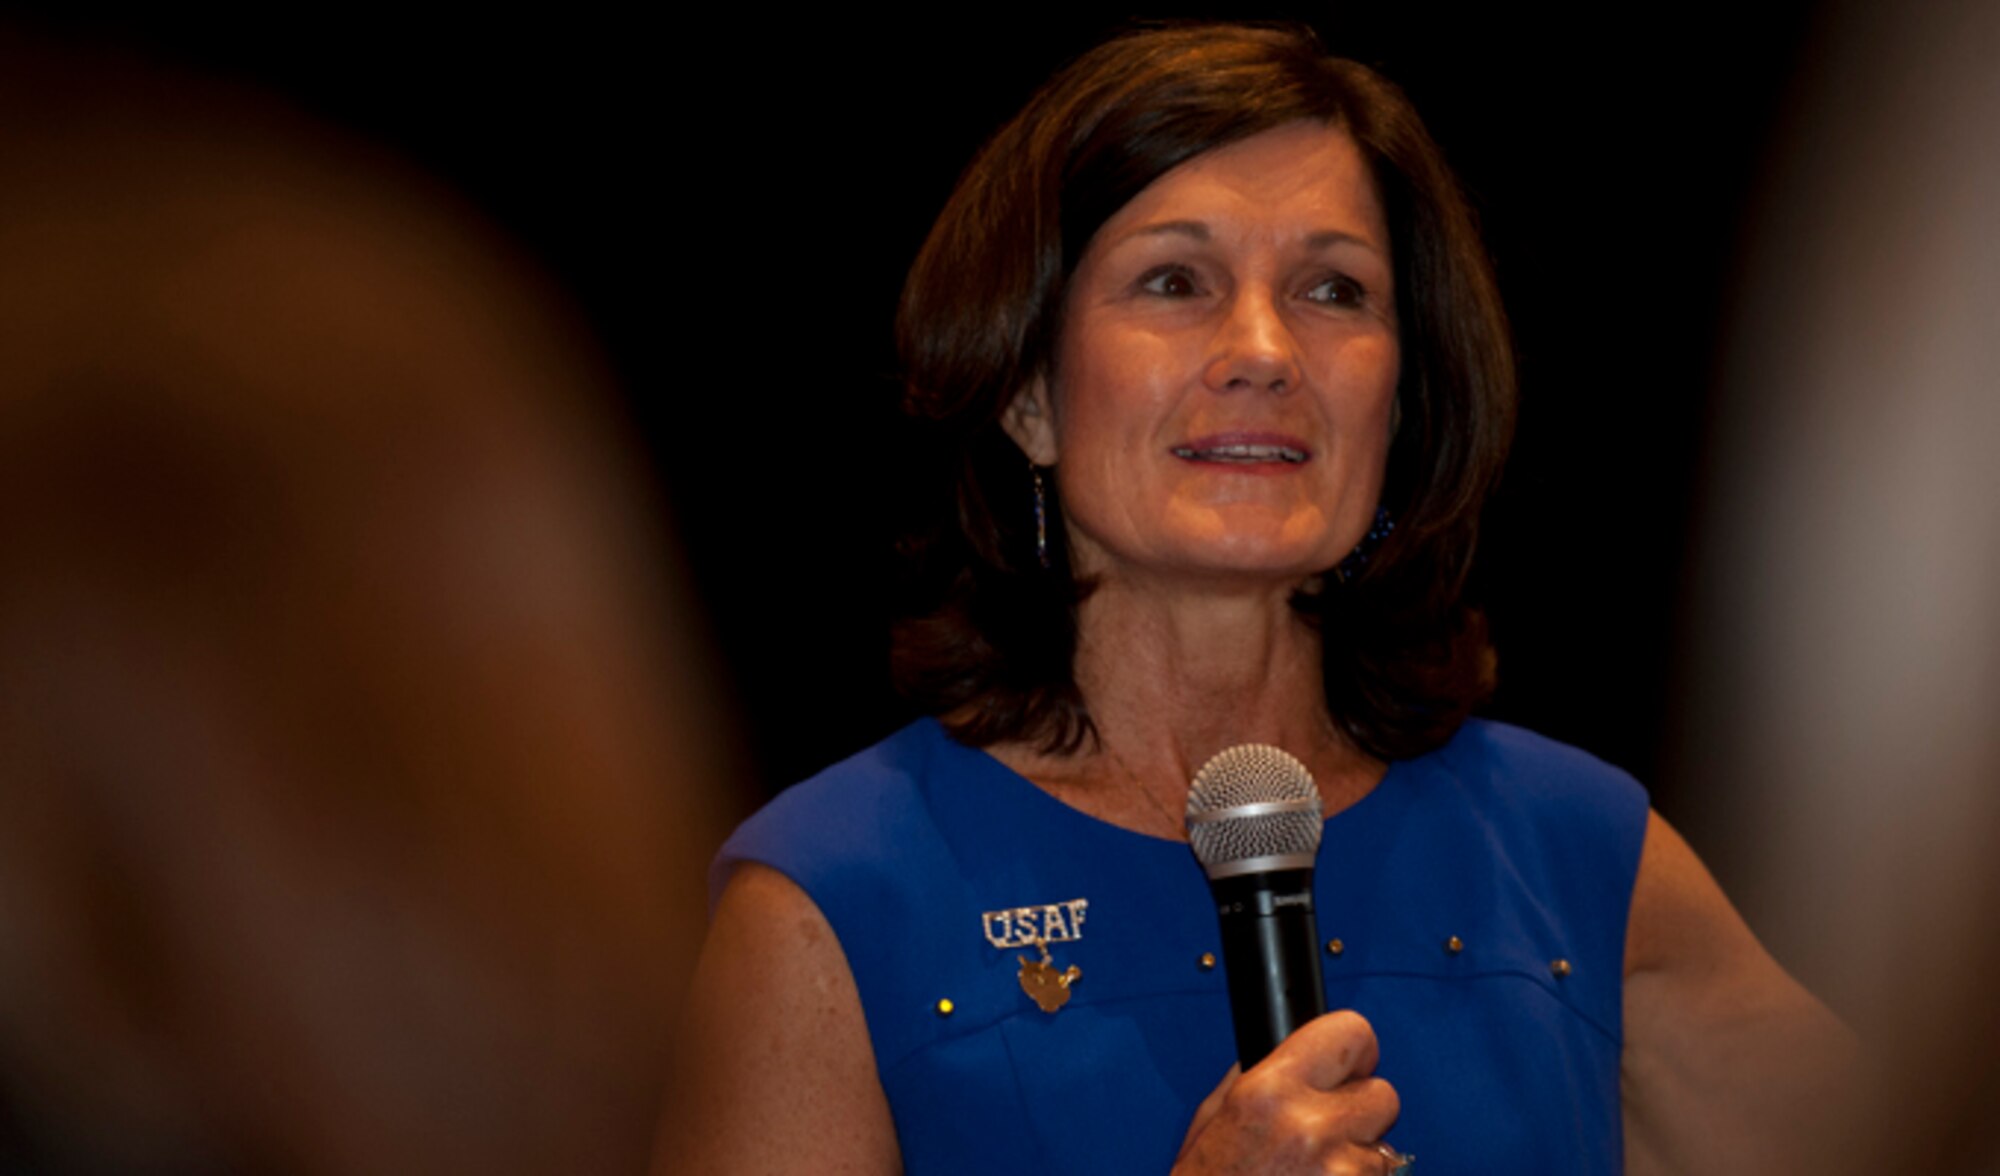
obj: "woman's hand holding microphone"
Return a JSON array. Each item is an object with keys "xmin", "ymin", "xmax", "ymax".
[{"xmin": 1174, "ymin": 1010, "xmax": 1408, "ymax": 1176}]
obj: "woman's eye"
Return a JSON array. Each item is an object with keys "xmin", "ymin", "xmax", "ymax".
[
  {"xmin": 1138, "ymin": 267, "xmax": 1201, "ymax": 297},
  {"xmin": 1304, "ymin": 274, "xmax": 1367, "ymax": 306}
]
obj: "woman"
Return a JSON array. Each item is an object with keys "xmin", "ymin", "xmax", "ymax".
[{"xmin": 679, "ymin": 24, "xmax": 1851, "ymax": 1175}]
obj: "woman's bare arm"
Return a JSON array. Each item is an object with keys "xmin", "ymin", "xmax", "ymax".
[
  {"xmin": 662, "ymin": 864, "xmax": 901, "ymax": 1175},
  {"xmin": 1622, "ymin": 811, "xmax": 1859, "ymax": 1173}
]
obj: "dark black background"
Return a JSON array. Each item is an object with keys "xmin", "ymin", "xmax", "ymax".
[{"xmin": 5, "ymin": 4, "xmax": 1821, "ymax": 812}]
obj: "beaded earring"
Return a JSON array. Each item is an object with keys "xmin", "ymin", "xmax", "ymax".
[
  {"xmin": 1334, "ymin": 506, "xmax": 1394, "ymax": 584},
  {"xmin": 1030, "ymin": 464, "xmax": 1052, "ymax": 570}
]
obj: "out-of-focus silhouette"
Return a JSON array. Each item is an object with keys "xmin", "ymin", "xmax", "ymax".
[
  {"xmin": 0, "ymin": 32, "xmax": 735, "ymax": 1174},
  {"xmin": 1675, "ymin": 0, "xmax": 2000, "ymax": 1168}
]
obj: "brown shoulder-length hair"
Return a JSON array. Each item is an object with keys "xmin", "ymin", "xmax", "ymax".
[{"xmin": 891, "ymin": 23, "xmax": 1516, "ymax": 761}]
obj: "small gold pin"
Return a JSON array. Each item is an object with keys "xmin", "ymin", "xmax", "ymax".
[
  {"xmin": 935, "ymin": 998, "xmax": 955, "ymax": 1016},
  {"xmin": 1017, "ymin": 937, "xmax": 1082, "ymax": 1013}
]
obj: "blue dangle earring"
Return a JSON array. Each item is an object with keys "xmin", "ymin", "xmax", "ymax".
[
  {"xmin": 1031, "ymin": 464, "xmax": 1052, "ymax": 570},
  {"xmin": 1334, "ymin": 506, "xmax": 1394, "ymax": 584}
]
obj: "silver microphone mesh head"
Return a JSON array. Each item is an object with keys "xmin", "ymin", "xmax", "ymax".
[{"xmin": 1184, "ymin": 744, "xmax": 1322, "ymax": 879}]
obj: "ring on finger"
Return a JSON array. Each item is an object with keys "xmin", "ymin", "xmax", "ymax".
[{"xmin": 1375, "ymin": 1141, "xmax": 1414, "ymax": 1176}]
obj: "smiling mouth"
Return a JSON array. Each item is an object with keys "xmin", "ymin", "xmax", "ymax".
[{"xmin": 1171, "ymin": 443, "xmax": 1309, "ymax": 464}]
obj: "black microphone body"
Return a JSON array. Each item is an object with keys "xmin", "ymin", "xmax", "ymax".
[
  {"xmin": 1211, "ymin": 867, "xmax": 1326, "ymax": 1066},
  {"xmin": 1185, "ymin": 743, "xmax": 1328, "ymax": 1069}
]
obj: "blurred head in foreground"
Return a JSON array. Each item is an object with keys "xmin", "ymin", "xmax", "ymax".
[
  {"xmin": 1677, "ymin": 0, "xmax": 2000, "ymax": 1168},
  {"xmin": 0, "ymin": 33, "xmax": 732, "ymax": 1175}
]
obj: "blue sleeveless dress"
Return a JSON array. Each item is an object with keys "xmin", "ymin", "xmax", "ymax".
[{"xmin": 714, "ymin": 718, "xmax": 1646, "ymax": 1174}]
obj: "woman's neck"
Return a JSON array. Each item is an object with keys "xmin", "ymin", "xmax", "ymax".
[{"xmin": 989, "ymin": 576, "xmax": 1384, "ymax": 840}]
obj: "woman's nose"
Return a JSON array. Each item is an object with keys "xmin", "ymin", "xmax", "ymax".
[{"xmin": 1203, "ymin": 289, "xmax": 1302, "ymax": 395}]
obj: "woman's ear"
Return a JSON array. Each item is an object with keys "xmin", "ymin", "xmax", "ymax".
[{"xmin": 1000, "ymin": 378, "xmax": 1060, "ymax": 466}]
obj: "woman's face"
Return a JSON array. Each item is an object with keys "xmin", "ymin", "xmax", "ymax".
[{"xmin": 1005, "ymin": 121, "xmax": 1399, "ymax": 591}]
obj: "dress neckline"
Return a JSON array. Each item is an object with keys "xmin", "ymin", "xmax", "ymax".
[{"xmin": 924, "ymin": 717, "xmax": 1404, "ymax": 851}]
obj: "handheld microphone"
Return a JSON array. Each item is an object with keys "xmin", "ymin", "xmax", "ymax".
[{"xmin": 1185, "ymin": 744, "xmax": 1327, "ymax": 1067}]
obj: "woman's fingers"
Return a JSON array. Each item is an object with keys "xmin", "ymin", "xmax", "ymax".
[
  {"xmin": 1231, "ymin": 1074, "xmax": 1399, "ymax": 1151},
  {"xmin": 1261, "ymin": 1009, "xmax": 1382, "ymax": 1091},
  {"xmin": 1317, "ymin": 1141, "xmax": 1406, "ymax": 1176},
  {"xmin": 1174, "ymin": 1011, "xmax": 1403, "ymax": 1174}
]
